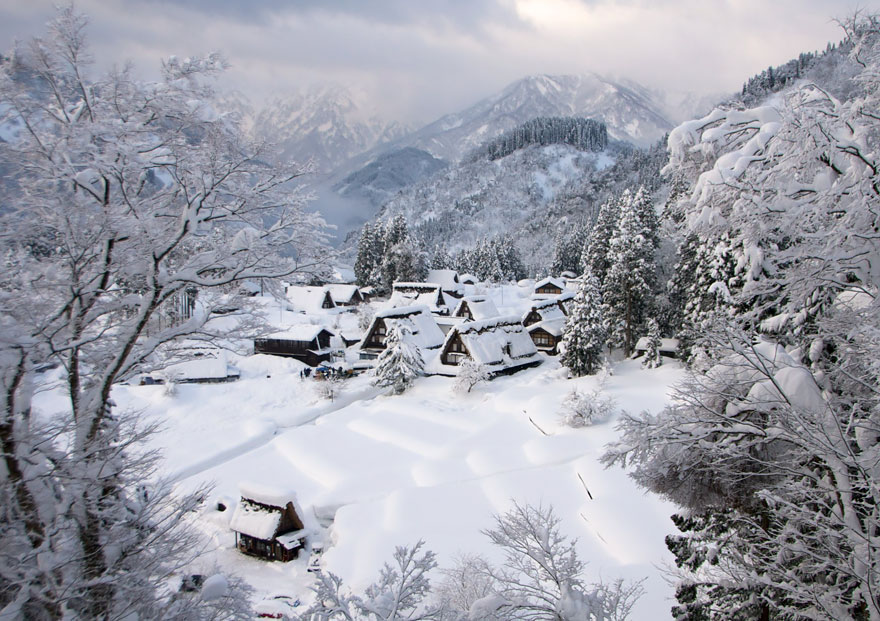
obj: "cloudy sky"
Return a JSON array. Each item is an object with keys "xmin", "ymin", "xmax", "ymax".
[{"xmin": 0, "ymin": 1, "xmax": 873, "ymax": 123}]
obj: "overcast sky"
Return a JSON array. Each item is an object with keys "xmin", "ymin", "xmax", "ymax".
[{"xmin": 0, "ymin": 1, "xmax": 874, "ymax": 123}]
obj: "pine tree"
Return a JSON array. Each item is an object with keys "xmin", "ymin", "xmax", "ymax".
[
  {"xmin": 354, "ymin": 222, "xmax": 383, "ymax": 288},
  {"xmin": 641, "ymin": 318, "xmax": 662, "ymax": 369},
  {"xmin": 561, "ymin": 269, "xmax": 606, "ymax": 376},
  {"xmin": 604, "ymin": 190, "xmax": 656, "ymax": 356},
  {"xmin": 373, "ymin": 324, "xmax": 424, "ymax": 394},
  {"xmin": 581, "ymin": 197, "xmax": 620, "ymax": 283}
]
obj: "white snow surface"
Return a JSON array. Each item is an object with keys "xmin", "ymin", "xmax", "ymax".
[{"xmin": 93, "ymin": 287, "xmax": 686, "ymax": 619}]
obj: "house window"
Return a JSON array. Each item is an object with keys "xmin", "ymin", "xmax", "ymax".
[
  {"xmin": 449, "ymin": 340, "xmax": 465, "ymax": 353},
  {"xmin": 533, "ymin": 333, "xmax": 552, "ymax": 347}
]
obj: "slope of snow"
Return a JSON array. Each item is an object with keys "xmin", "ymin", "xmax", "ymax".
[{"xmin": 100, "ymin": 286, "xmax": 685, "ymax": 619}]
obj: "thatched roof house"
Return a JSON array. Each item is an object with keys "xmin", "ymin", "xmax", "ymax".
[
  {"xmin": 229, "ymin": 488, "xmax": 307, "ymax": 562},
  {"xmin": 453, "ymin": 295, "xmax": 500, "ymax": 322},
  {"xmin": 359, "ymin": 305, "xmax": 445, "ymax": 361},
  {"xmin": 434, "ymin": 316, "xmax": 542, "ymax": 376},
  {"xmin": 254, "ymin": 325, "xmax": 336, "ymax": 367}
]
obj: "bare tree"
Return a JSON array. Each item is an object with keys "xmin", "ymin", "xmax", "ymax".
[
  {"xmin": 303, "ymin": 541, "xmax": 441, "ymax": 621},
  {"xmin": 0, "ymin": 7, "xmax": 328, "ymax": 618}
]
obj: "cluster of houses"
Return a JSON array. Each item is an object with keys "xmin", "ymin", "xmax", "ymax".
[{"xmin": 254, "ymin": 270, "xmax": 582, "ymax": 381}]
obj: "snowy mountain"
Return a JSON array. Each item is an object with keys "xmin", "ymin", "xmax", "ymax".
[
  {"xmin": 394, "ymin": 74, "xmax": 673, "ymax": 161},
  {"xmin": 333, "ymin": 147, "xmax": 448, "ymax": 210},
  {"xmin": 251, "ymin": 84, "xmax": 410, "ymax": 174}
]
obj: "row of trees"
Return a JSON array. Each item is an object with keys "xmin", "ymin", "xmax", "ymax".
[
  {"xmin": 560, "ymin": 186, "xmax": 661, "ymax": 376},
  {"xmin": 354, "ymin": 215, "xmax": 428, "ymax": 294},
  {"xmin": 0, "ymin": 9, "xmax": 328, "ymax": 618},
  {"xmin": 444, "ymin": 235, "xmax": 527, "ymax": 283},
  {"xmin": 470, "ymin": 117, "xmax": 608, "ymax": 162},
  {"xmin": 606, "ymin": 13, "xmax": 880, "ymax": 619}
]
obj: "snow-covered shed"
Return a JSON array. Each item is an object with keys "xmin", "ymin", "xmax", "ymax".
[
  {"xmin": 286, "ymin": 285, "xmax": 336, "ymax": 313},
  {"xmin": 634, "ymin": 337, "xmax": 680, "ymax": 359},
  {"xmin": 426, "ymin": 269, "xmax": 464, "ymax": 298},
  {"xmin": 359, "ymin": 305, "xmax": 446, "ymax": 361},
  {"xmin": 453, "ymin": 295, "xmax": 500, "ymax": 322},
  {"xmin": 534, "ymin": 277, "xmax": 566, "ymax": 296},
  {"xmin": 229, "ymin": 488, "xmax": 307, "ymax": 563},
  {"xmin": 160, "ymin": 350, "xmax": 241, "ymax": 384},
  {"xmin": 522, "ymin": 298, "xmax": 566, "ymax": 327},
  {"xmin": 435, "ymin": 316, "xmax": 542, "ymax": 376},
  {"xmin": 459, "ymin": 274, "xmax": 478, "ymax": 286},
  {"xmin": 389, "ymin": 282, "xmax": 451, "ymax": 315},
  {"xmin": 323, "ymin": 284, "xmax": 364, "ymax": 307},
  {"xmin": 254, "ymin": 325, "xmax": 336, "ymax": 367}
]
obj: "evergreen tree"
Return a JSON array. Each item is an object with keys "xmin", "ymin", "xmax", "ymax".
[
  {"xmin": 561, "ymin": 269, "xmax": 606, "ymax": 376},
  {"xmin": 604, "ymin": 190, "xmax": 656, "ymax": 356},
  {"xmin": 354, "ymin": 222, "xmax": 383, "ymax": 288},
  {"xmin": 378, "ymin": 215, "xmax": 427, "ymax": 293},
  {"xmin": 552, "ymin": 219, "xmax": 591, "ymax": 275},
  {"xmin": 373, "ymin": 324, "xmax": 424, "ymax": 394},
  {"xmin": 581, "ymin": 197, "xmax": 620, "ymax": 283},
  {"xmin": 641, "ymin": 318, "xmax": 662, "ymax": 369}
]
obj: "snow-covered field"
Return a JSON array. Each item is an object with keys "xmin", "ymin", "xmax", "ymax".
[{"xmin": 103, "ymin": 309, "xmax": 684, "ymax": 619}]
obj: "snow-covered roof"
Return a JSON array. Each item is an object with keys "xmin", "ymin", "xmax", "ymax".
[
  {"xmin": 161, "ymin": 350, "xmax": 238, "ymax": 381},
  {"xmin": 323, "ymin": 284, "xmax": 362, "ymax": 304},
  {"xmin": 459, "ymin": 273, "xmax": 478, "ymax": 284},
  {"xmin": 524, "ymin": 300, "xmax": 566, "ymax": 323},
  {"xmin": 389, "ymin": 283, "xmax": 449, "ymax": 313},
  {"xmin": 634, "ymin": 337, "xmax": 680, "ymax": 353},
  {"xmin": 286, "ymin": 285, "xmax": 336, "ymax": 312},
  {"xmin": 447, "ymin": 315, "xmax": 541, "ymax": 370},
  {"xmin": 370, "ymin": 305, "xmax": 445, "ymax": 350},
  {"xmin": 527, "ymin": 318, "xmax": 566, "ymax": 338},
  {"xmin": 229, "ymin": 498, "xmax": 285, "ymax": 540},
  {"xmin": 426, "ymin": 270, "xmax": 464, "ymax": 294},
  {"xmin": 454, "ymin": 295, "xmax": 500, "ymax": 321},
  {"xmin": 263, "ymin": 324, "xmax": 334, "ymax": 342},
  {"xmin": 534, "ymin": 277, "xmax": 566, "ymax": 291}
]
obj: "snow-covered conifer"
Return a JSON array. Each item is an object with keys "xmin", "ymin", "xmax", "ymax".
[
  {"xmin": 641, "ymin": 319, "xmax": 662, "ymax": 369},
  {"xmin": 373, "ymin": 324, "xmax": 424, "ymax": 394},
  {"xmin": 561, "ymin": 269, "xmax": 606, "ymax": 376},
  {"xmin": 604, "ymin": 189, "xmax": 656, "ymax": 355}
]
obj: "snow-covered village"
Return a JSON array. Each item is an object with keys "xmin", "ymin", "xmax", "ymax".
[{"xmin": 2, "ymin": 3, "xmax": 880, "ymax": 620}]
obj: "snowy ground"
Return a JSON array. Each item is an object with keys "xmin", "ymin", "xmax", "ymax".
[
  {"xmin": 106, "ymin": 320, "xmax": 684, "ymax": 619},
  {"xmin": 25, "ymin": 284, "xmax": 688, "ymax": 619}
]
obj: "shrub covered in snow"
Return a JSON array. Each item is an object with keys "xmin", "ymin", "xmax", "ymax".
[
  {"xmin": 560, "ymin": 388, "xmax": 617, "ymax": 427},
  {"xmin": 454, "ymin": 359, "xmax": 492, "ymax": 393}
]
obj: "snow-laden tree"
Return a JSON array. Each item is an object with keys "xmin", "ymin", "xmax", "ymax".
[
  {"xmin": 640, "ymin": 319, "xmax": 662, "ymax": 369},
  {"xmin": 469, "ymin": 503, "xmax": 643, "ymax": 621},
  {"xmin": 454, "ymin": 359, "xmax": 491, "ymax": 393},
  {"xmin": 559, "ymin": 388, "xmax": 616, "ymax": 428},
  {"xmin": 604, "ymin": 329, "xmax": 880, "ymax": 620},
  {"xmin": 580, "ymin": 197, "xmax": 619, "ymax": 285},
  {"xmin": 303, "ymin": 541, "xmax": 441, "ymax": 621},
  {"xmin": 561, "ymin": 269, "xmax": 607, "ymax": 376},
  {"xmin": 373, "ymin": 324, "xmax": 424, "ymax": 395},
  {"xmin": 603, "ymin": 189, "xmax": 657, "ymax": 356},
  {"xmin": 355, "ymin": 222, "xmax": 385, "ymax": 289},
  {"xmin": 0, "ymin": 8, "xmax": 327, "ymax": 618}
]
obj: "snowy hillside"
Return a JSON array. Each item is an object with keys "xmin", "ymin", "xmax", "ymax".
[
  {"xmin": 396, "ymin": 74, "xmax": 672, "ymax": 161},
  {"xmin": 90, "ymin": 284, "xmax": 684, "ymax": 619},
  {"xmin": 334, "ymin": 147, "xmax": 449, "ymax": 209},
  {"xmin": 252, "ymin": 84, "xmax": 410, "ymax": 174}
]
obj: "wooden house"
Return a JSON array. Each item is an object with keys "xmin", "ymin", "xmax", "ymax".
[
  {"xmin": 453, "ymin": 295, "xmax": 500, "ymax": 322},
  {"xmin": 434, "ymin": 315, "xmax": 542, "ymax": 376},
  {"xmin": 229, "ymin": 493, "xmax": 307, "ymax": 562},
  {"xmin": 534, "ymin": 277, "xmax": 566, "ymax": 296},
  {"xmin": 254, "ymin": 325, "xmax": 336, "ymax": 367},
  {"xmin": 389, "ymin": 282, "xmax": 451, "ymax": 315},
  {"xmin": 522, "ymin": 298, "xmax": 566, "ymax": 327},
  {"xmin": 286, "ymin": 285, "xmax": 336, "ymax": 313},
  {"xmin": 426, "ymin": 269, "xmax": 465, "ymax": 299},
  {"xmin": 527, "ymin": 321, "xmax": 565, "ymax": 355},
  {"xmin": 359, "ymin": 305, "xmax": 445, "ymax": 361},
  {"xmin": 324, "ymin": 284, "xmax": 364, "ymax": 307}
]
